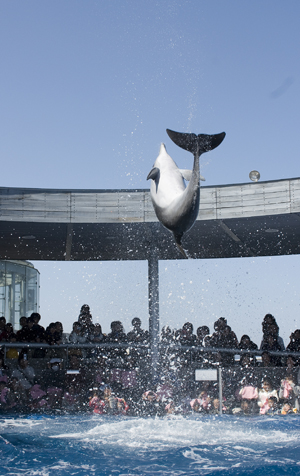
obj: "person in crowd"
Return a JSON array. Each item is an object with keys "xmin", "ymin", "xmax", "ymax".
[
  {"xmin": 156, "ymin": 378, "xmax": 174, "ymax": 403},
  {"xmin": 178, "ymin": 322, "xmax": 197, "ymax": 368},
  {"xmin": 88, "ymin": 324, "xmax": 106, "ymax": 359},
  {"xmin": 89, "ymin": 385, "xmax": 128, "ymax": 415},
  {"xmin": 69, "ymin": 321, "xmax": 88, "ymax": 344},
  {"xmin": 286, "ymin": 329, "xmax": 300, "ymax": 364},
  {"xmin": 21, "ymin": 316, "xmax": 42, "ymax": 343},
  {"xmin": 239, "ymin": 354, "xmax": 253, "ymax": 368},
  {"xmin": 235, "ymin": 383, "xmax": 258, "ymax": 413},
  {"xmin": 127, "ymin": 317, "xmax": 149, "ymax": 343},
  {"xmin": 90, "ymin": 324, "xmax": 106, "ymax": 343},
  {"xmin": 278, "ymin": 374, "xmax": 300, "ymax": 410},
  {"xmin": 260, "ymin": 314, "xmax": 285, "ymax": 350},
  {"xmin": 28, "ymin": 313, "xmax": 47, "ymax": 357},
  {"xmin": 45, "ymin": 322, "xmax": 62, "ymax": 345},
  {"xmin": 2, "ymin": 323, "xmax": 19, "ymax": 359},
  {"xmin": 164, "ymin": 401, "xmax": 177, "ymax": 414},
  {"xmin": 0, "ymin": 380, "xmax": 11, "ymax": 411},
  {"xmin": 16, "ymin": 316, "xmax": 29, "ymax": 342},
  {"xmin": 179, "ymin": 322, "xmax": 197, "ymax": 346},
  {"xmin": 281, "ymin": 400, "xmax": 297, "ymax": 415},
  {"xmin": 0, "ymin": 322, "xmax": 15, "ymax": 341},
  {"xmin": 160, "ymin": 326, "xmax": 174, "ymax": 344},
  {"xmin": 0, "ymin": 316, "xmax": 6, "ymax": 333},
  {"xmin": 285, "ymin": 355, "xmax": 297, "ymax": 376},
  {"xmin": 264, "ymin": 396, "xmax": 280, "ymax": 415},
  {"xmin": 11, "ymin": 352, "xmax": 36, "ymax": 391},
  {"xmin": 78, "ymin": 304, "xmax": 92, "ymax": 321},
  {"xmin": 89, "ymin": 387, "xmax": 105, "ymax": 414},
  {"xmin": 62, "ymin": 382, "xmax": 82, "ymax": 412},
  {"xmin": 107, "ymin": 321, "xmax": 127, "ymax": 343},
  {"xmin": 260, "ymin": 333, "xmax": 282, "ymax": 366},
  {"xmin": 190, "ymin": 397, "xmax": 202, "ymax": 412},
  {"xmin": 257, "ymin": 379, "xmax": 278, "ymax": 414},
  {"xmin": 42, "ymin": 357, "xmax": 65, "ymax": 390},
  {"xmin": 260, "ymin": 315, "xmax": 284, "ymax": 367},
  {"xmin": 209, "ymin": 317, "xmax": 227, "ymax": 346},
  {"xmin": 55, "ymin": 321, "xmax": 68, "ymax": 343},
  {"xmin": 31, "ymin": 313, "xmax": 46, "ymax": 340},
  {"xmin": 8, "ymin": 376, "xmax": 29, "ymax": 410},
  {"xmin": 190, "ymin": 389, "xmax": 212, "ymax": 413},
  {"xmin": 139, "ymin": 390, "xmax": 164, "ymax": 416},
  {"xmin": 210, "ymin": 318, "xmax": 238, "ymax": 347},
  {"xmin": 232, "ymin": 399, "xmax": 252, "ymax": 415},
  {"xmin": 238, "ymin": 334, "xmax": 258, "ymax": 366},
  {"xmin": 106, "ymin": 321, "xmax": 127, "ymax": 367},
  {"xmin": 259, "ymin": 351, "xmax": 273, "ymax": 367},
  {"xmin": 209, "ymin": 398, "xmax": 228, "ymax": 414},
  {"xmin": 214, "ymin": 324, "xmax": 238, "ymax": 367},
  {"xmin": 94, "ymin": 353, "xmax": 110, "ymax": 387},
  {"xmin": 126, "ymin": 318, "xmax": 149, "ymax": 380},
  {"xmin": 0, "ymin": 352, "xmax": 10, "ymax": 382},
  {"xmin": 196, "ymin": 326, "xmax": 210, "ymax": 346},
  {"xmin": 29, "ymin": 384, "xmax": 48, "ymax": 412},
  {"xmin": 200, "ymin": 385, "xmax": 215, "ymax": 409},
  {"xmin": 103, "ymin": 385, "xmax": 128, "ymax": 414},
  {"xmin": 238, "ymin": 335, "xmax": 258, "ymax": 351},
  {"xmin": 46, "ymin": 386, "xmax": 63, "ymax": 410},
  {"xmin": 78, "ymin": 304, "xmax": 94, "ymax": 335}
]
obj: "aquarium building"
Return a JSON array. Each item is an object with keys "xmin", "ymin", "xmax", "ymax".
[{"xmin": 0, "ymin": 260, "xmax": 40, "ymax": 330}]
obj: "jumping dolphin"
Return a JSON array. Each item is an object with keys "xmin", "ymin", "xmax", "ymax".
[{"xmin": 147, "ymin": 129, "xmax": 226, "ymax": 257}]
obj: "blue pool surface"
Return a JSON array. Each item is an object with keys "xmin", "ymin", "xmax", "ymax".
[{"xmin": 1, "ymin": 413, "xmax": 300, "ymax": 475}]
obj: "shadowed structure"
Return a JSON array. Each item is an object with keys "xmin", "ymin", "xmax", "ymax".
[{"xmin": 1, "ymin": 178, "xmax": 300, "ymax": 261}]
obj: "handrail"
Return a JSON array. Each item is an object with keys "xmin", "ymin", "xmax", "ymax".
[{"xmin": 1, "ymin": 341, "xmax": 300, "ymax": 358}]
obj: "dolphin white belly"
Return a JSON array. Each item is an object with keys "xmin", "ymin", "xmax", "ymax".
[{"xmin": 147, "ymin": 129, "xmax": 226, "ymax": 257}]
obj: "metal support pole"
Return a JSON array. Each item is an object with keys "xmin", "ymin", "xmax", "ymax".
[
  {"xmin": 148, "ymin": 252, "xmax": 159, "ymax": 383},
  {"xmin": 218, "ymin": 367, "xmax": 223, "ymax": 415}
]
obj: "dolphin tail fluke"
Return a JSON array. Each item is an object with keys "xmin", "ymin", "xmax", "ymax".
[
  {"xmin": 166, "ymin": 129, "xmax": 225, "ymax": 155},
  {"xmin": 173, "ymin": 232, "xmax": 188, "ymax": 259}
]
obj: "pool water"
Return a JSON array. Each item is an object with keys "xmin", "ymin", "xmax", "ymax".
[{"xmin": 1, "ymin": 414, "xmax": 300, "ymax": 475}]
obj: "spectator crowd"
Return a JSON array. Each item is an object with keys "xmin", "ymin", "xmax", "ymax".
[{"xmin": 0, "ymin": 306, "xmax": 300, "ymax": 416}]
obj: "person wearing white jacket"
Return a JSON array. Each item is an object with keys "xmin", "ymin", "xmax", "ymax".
[{"xmin": 257, "ymin": 379, "xmax": 278, "ymax": 414}]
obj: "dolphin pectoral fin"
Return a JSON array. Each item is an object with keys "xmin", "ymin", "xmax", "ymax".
[
  {"xmin": 179, "ymin": 169, "xmax": 205, "ymax": 182},
  {"xmin": 166, "ymin": 129, "xmax": 225, "ymax": 155},
  {"xmin": 173, "ymin": 232, "xmax": 188, "ymax": 259},
  {"xmin": 147, "ymin": 167, "xmax": 160, "ymax": 181},
  {"xmin": 179, "ymin": 169, "xmax": 192, "ymax": 181}
]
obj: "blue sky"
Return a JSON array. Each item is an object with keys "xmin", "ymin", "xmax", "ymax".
[{"xmin": 1, "ymin": 1, "xmax": 300, "ymax": 343}]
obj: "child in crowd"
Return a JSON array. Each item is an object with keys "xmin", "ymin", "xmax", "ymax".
[
  {"xmin": 281, "ymin": 400, "xmax": 297, "ymax": 415},
  {"xmin": 257, "ymin": 379, "xmax": 278, "ymax": 415},
  {"xmin": 265, "ymin": 396, "xmax": 279, "ymax": 415},
  {"xmin": 89, "ymin": 385, "xmax": 129, "ymax": 415},
  {"xmin": 279, "ymin": 375, "xmax": 300, "ymax": 411},
  {"xmin": 139, "ymin": 390, "xmax": 164, "ymax": 416},
  {"xmin": 232, "ymin": 399, "xmax": 252, "ymax": 415},
  {"xmin": 89, "ymin": 388, "xmax": 105, "ymax": 414}
]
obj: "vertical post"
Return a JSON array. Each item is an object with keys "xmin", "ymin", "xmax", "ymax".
[
  {"xmin": 218, "ymin": 367, "xmax": 222, "ymax": 415},
  {"xmin": 148, "ymin": 251, "xmax": 159, "ymax": 383}
]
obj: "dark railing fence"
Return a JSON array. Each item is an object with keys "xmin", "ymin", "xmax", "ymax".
[{"xmin": 2, "ymin": 341, "xmax": 300, "ymax": 367}]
